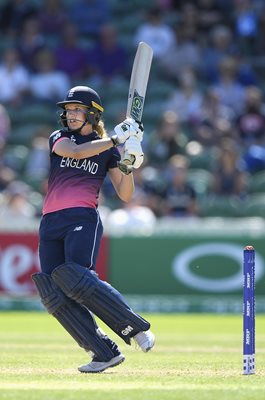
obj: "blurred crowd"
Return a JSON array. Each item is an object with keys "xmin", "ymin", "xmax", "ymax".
[{"xmin": 1, "ymin": 0, "xmax": 265, "ymax": 229}]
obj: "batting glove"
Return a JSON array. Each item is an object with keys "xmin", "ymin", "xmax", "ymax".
[
  {"xmin": 112, "ymin": 118, "xmax": 144, "ymax": 145},
  {"xmin": 123, "ymin": 136, "xmax": 144, "ymax": 169}
]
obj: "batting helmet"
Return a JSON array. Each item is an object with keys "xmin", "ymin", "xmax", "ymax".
[{"xmin": 57, "ymin": 86, "xmax": 104, "ymax": 126}]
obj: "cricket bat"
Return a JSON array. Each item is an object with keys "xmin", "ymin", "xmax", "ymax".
[{"xmin": 122, "ymin": 41, "xmax": 153, "ymax": 166}]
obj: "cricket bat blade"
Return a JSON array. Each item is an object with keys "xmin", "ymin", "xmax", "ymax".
[{"xmin": 123, "ymin": 42, "xmax": 153, "ymax": 167}]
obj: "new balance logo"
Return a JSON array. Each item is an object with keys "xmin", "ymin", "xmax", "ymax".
[
  {"xmin": 121, "ymin": 325, "xmax": 134, "ymax": 335},
  {"xmin": 73, "ymin": 226, "xmax": 83, "ymax": 231}
]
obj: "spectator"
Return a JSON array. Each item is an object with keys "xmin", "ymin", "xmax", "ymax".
[
  {"xmin": 29, "ymin": 48, "xmax": 70, "ymax": 103},
  {"xmin": 178, "ymin": 2, "xmax": 198, "ymax": 36},
  {"xmin": 210, "ymin": 138, "xmax": 247, "ymax": 197},
  {"xmin": 67, "ymin": 0, "xmax": 111, "ymax": 38},
  {"xmin": 160, "ymin": 22, "xmax": 202, "ymax": 79},
  {"xmin": 0, "ymin": 165, "xmax": 16, "ymax": 192},
  {"xmin": 24, "ymin": 126, "xmax": 51, "ymax": 181},
  {"xmin": 163, "ymin": 154, "xmax": 199, "ymax": 218},
  {"xmin": 210, "ymin": 56, "xmax": 246, "ymax": 116},
  {"xmin": 156, "ymin": 0, "xmax": 178, "ymax": 12},
  {"xmin": 147, "ymin": 111, "xmax": 188, "ymax": 167},
  {"xmin": 201, "ymin": 25, "xmax": 238, "ymax": 83},
  {"xmin": 0, "ymin": 0, "xmax": 37, "ymax": 38},
  {"xmin": 196, "ymin": 0, "xmax": 225, "ymax": 39},
  {"xmin": 132, "ymin": 166, "xmax": 167, "ymax": 219},
  {"xmin": 106, "ymin": 190, "xmax": 157, "ymax": 234},
  {"xmin": 235, "ymin": 86, "xmax": 265, "ymax": 147},
  {"xmin": 242, "ymin": 145, "xmax": 265, "ymax": 174},
  {"xmin": 54, "ymin": 23, "xmax": 88, "ymax": 80},
  {"xmin": 0, "ymin": 180, "xmax": 36, "ymax": 219},
  {"xmin": 86, "ymin": 24, "xmax": 129, "ymax": 86},
  {"xmin": 192, "ymin": 87, "xmax": 235, "ymax": 147},
  {"xmin": 164, "ymin": 68, "xmax": 203, "ymax": 124},
  {"xmin": 134, "ymin": 7, "xmax": 176, "ymax": 60},
  {"xmin": 235, "ymin": 86, "xmax": 265, "ymax": 173},
  {"xmin": 201, "ymin": 24, "xmax": 256, "ymax": 86},
  {"xmin": 17, "ymin": 17, "xmax": 45, "ymax": 71},
  {"xmin": 37, "ymin": 0, "xmax": 68, "ymax": 40},
  {"xmin": 0, "ymin": 47, "xmax": 30, "ymax": 106},
  {"xmin": 233, "ymin": 0, "xmax": 259, "ymax": 56}
]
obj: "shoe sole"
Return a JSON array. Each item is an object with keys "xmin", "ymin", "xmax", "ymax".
[{"xmin": 79, "ymin": 354, "xmax": 125, "ymax": 373}]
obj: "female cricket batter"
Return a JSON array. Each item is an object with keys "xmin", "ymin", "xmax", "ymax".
[{"xmin": 32, "ymin": 85, "xmax": 155, "ymax": 373}]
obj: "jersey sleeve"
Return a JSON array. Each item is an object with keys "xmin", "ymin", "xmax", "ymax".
[
  {"xmin": 107, "ymin": 147, "xmax": 121, "ymax": 169},
  {"xmin": 48, "ymin": 130, "xmax": 70, "ymax": 154}
]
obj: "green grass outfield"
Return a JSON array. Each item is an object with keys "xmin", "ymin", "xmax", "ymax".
[{"xmin": 0, "ymin": 312, "xmax": 265, "ymax": 400}]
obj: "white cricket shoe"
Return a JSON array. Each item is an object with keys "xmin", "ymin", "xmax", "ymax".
[
  {"xmin": 78, "ymin": 354, "xmax": 125, "ymax": 373},
  {"xmin": 133, "ymin": 330, "xmax": 155, "ymax": 352}
]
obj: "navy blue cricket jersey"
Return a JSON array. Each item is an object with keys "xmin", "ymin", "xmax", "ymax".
[{"xmin": 43, "ymin": 129, "xmax": 121, "ymax": 215}]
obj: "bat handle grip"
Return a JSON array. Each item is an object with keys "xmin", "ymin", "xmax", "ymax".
[{"xmin": 122, "ymin": 151, "xmax": 135, "ymax": 166}]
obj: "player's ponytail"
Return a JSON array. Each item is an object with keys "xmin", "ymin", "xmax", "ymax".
[{"xmin": 94, "ymin": 120, "xmax": 108, "ymax": 138}]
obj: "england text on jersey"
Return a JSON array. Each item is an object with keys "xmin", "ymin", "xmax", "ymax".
[{"xmin": 60, "ymin": 157, "xmax": 99, "ymax": 174}]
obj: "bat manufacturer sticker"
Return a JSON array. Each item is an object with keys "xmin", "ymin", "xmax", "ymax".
[{"xmin": 131, "ymin": 90, "xmax": 144, "ymax": 121}]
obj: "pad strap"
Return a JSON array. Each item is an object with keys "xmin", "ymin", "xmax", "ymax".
[
  {"xmin": 52, "ymin": 262, "xmax": 150, "ymax": 344},
  {"xmin": 32, "ymin": 272, "xmax": 114, "ymax": 361}
]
